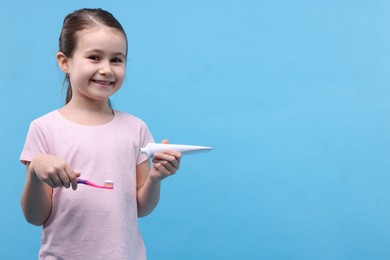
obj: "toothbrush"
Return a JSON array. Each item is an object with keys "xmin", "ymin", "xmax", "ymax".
[{"xmin": 77, "ymin": 179, "xmax": 114, "ymax": 189}]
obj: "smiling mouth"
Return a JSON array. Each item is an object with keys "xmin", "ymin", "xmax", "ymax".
[{"xmin": 91, "ymin": 79, "xmax": 114, "ymax": 86}]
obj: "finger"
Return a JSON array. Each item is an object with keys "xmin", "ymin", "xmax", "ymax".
[
  {"xmin": 153, "ymin": 159, "xmax": 176, "ymax": 173},
  {"xmin": 169, "ymin": 151, "xmax": 182, "ymax": 165},
  {"xmin": 157, "ymin": 157, "xmax": 180, "ymax": 171},
  {"xmin": 70, "ymin": 172, "xmax": 80, "ymax": 191},
  {"xmin": 154, "ymin": 151, "xmax": 181, "ymax": 160},
  {"xmin": 64, "ymin": 164, "xmax": 79, "ymax": 190},
  {"xmin": 164, "ymin": 156, "xmax": 180, "ymax": 170},
  {"xmin": 153, "ymin": 154, "xmax": 180, "ymax": 175},
  {"xmin": 152, "ymin": 161, "xmax": 172, "ymax": 176},
  {"xmin": 44, "ymin": 177, "xmax": 56, "ymax": 188},
  {"xmin": 58, "ymin": 168, "xmax": 71, "ymax": 188},
  {"xmin": 50, "ymin": 175, "xmax": 63, "ymax": 188},
  {"xmin": 154, "ymin": 152, "xmax": 181, "ymax": 168},
  {"xmin": 161, "ymin": 139, "xmax": 169, "ymax": 144}
]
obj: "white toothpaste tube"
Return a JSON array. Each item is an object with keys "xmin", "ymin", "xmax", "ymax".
[{"xmin": 140, "ymin": 143, "xmax": 213, "ymax": 158}]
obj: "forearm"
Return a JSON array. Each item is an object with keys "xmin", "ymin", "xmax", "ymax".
[
  {"xmin": 21, "ymin": 167, "xmax": 52, "ymax": 226},
  {"xmin": 136, "ymin": 146, "xmax": 181, "ymax": 217},
  {"xmin": 136, "ymin": 176, "xmax": 161, "ymax": 217}
]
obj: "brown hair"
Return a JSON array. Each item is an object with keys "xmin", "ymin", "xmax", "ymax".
[{"xmin": 59, "ymin": 8, "xmax": 128, "ymax": 105}]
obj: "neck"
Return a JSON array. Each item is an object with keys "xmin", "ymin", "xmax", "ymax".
[
  {"xmin": 67, "ymin": 97, "xmax": 112, "ymax": 114},
  {"xmin": 59, "ymin": 99, "xmax": 114, "ymax": 125}
]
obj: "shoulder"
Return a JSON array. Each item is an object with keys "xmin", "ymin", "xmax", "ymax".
[
  {"xmin": 23, "ymin": 110, "xmax": 62, "ymax": 145},
  {"xmin": 27, "ymin": 110, "xmax": 72, "ymax": 138},
  {"xmin": 31, "ymin": 110, "xmax": 61, "ymax": 126},
  {"xmin": 113, "ymin": 110, "xmax": 149, "ymax": 127},
  {"xmin": 113, "ymin": 110, "xmax": 153, "ymax": 139}
]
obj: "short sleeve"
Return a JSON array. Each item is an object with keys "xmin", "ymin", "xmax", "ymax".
[
  {"xmin": 20, "ymin": 122, "xmax": 49, "ymax": 165},
  {"xmin": 137, "ymin": 120, "xmax": 154, "ymax": 165}
]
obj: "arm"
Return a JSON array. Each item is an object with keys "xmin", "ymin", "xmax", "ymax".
[
  {"xmin": 21, "ymin": 162, "xmax": 53, "ymax": 226},
  {"xmin": 20, "ymin": 154, "xmax": 80, "ymax": 226},
  {"xmin": 136, "ymin": 160, "xmax": 160, "ymax": 217},
  {"xmin": 136, "ymin": 141, "xmax": 182, "ymax": 217}
]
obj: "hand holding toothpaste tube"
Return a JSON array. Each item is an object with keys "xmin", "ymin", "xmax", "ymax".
[
  {"xmin": 141, "ymin": 140, "xmax": 213, "ymax": 181},
  {"xmin": 147, "ymin": 140, "xmax": 182, "ymax": 181}
]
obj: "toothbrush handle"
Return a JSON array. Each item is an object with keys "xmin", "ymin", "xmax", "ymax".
[
  {"xmin": 77, "ymin": 179, "xmax": 111, "ymax": 189},
  {"xmin": 77, "ymin": 179, "xmax": 88, "ymax": 185},
  {"xmin": 85, "ymin": 182, "xmax": 105, "ymax": 189},
  {"xmin": 77, "ymin": 179, "xmax": 99, "ymax": 187}
]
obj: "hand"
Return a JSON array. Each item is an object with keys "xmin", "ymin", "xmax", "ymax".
[
  {"xmin": 149, "ymin": 140, "xmax": 182, "ymax": 181},
  {"xmin": 30, "ymin": 154, "xmax": 80, "ymax": 190}
]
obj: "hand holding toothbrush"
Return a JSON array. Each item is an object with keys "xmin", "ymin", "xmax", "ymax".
[{"xmin": 29, "ymin": 154, "xmax": 80, "ymax": 190}]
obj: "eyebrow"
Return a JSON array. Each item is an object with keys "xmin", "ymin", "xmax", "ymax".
[{"xmin": 85, "ymin": 49, "xmax": 126, "ymax": 57}]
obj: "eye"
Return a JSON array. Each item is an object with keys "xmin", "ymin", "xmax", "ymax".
[
  {"xmin": 111, "ymin": 57, "xmax": 124, "ymax": 63},
  {"xmin": 88, "ymin": 55, "xmax": 100, "ymax": 61}
]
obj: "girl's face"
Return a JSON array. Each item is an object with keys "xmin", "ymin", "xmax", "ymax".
[{"xmin": 61, "ymin": 25, "xmax": 127, "ymax": 104}]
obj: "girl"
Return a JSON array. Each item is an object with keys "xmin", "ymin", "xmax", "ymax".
[{"xmin": 20, "ymin": 8, "xmax": 181, "ymax": 259}]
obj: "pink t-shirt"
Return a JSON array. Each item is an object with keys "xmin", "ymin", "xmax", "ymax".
[{"xmin": 20, "ymin": 110, "xmax": 154, "ymax": 260}]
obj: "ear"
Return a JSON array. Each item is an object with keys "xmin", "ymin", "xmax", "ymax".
[{"xmin": 56, "ymin": 52, "xmax": 70, "ymax": 73}]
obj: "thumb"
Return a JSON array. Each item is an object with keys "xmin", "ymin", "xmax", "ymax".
[
  {"xmin": 161, "ymin": 139, "xmax": 169, "ymax": 144},
  {"xmin": 75, "ymin": 172, "xmax": 81, "ymax": 178}
]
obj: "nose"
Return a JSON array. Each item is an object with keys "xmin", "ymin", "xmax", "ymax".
[{"xmin": 99, "ymin": 61, "xmax": 113, "ymax": 76}]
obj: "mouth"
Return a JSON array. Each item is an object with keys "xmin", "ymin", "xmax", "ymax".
[{"xmin": 91, "ymin": 79, "xmax": 115, "ymax": 86}]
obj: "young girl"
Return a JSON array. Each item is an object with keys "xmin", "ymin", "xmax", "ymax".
[{"xmin": 20, "ymin": 8, "xmax": 181, "ymax": 259}]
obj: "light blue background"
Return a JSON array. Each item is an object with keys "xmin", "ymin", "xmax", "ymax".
[{"xmin": 1, "ymin": 1, "xmax": 390, "ymax": 259}]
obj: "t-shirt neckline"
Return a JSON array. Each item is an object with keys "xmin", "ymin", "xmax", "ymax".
[{"xmin": 55, "ymin": 109, "xmax": 117, "ymax": 128}]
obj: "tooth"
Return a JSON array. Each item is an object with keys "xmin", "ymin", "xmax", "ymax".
[{"xmin": 94, "ymin": 80, "xmax": 111, "ymax": 85}]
